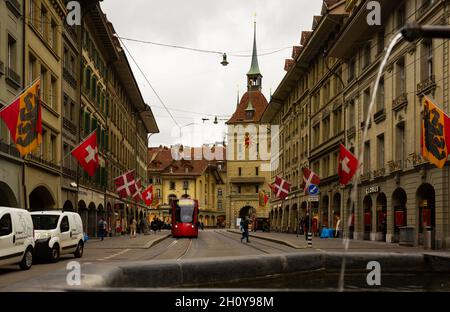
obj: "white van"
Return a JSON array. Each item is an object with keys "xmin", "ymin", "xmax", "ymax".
[
  {"xmin": 31, "ymin": 211, "xmax": 84, "ymax": 262},
  {"xmin": 0, "ymin": 207, "xmax": 35, "ymax": 270}
]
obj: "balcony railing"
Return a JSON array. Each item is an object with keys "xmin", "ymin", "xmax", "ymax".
[
  {"xmin": 373, "ymin": 167, "xmax": 385, "ymax": 178},
  {"xmin": 5, "ymin": 66, "xmax": 21, "ymax": 89},
  {"xmin": 407, "ymin": 152, "xmax": 426, "ymax": 167},
  {"xmin": 360, "ymin": 171, "xmax": 371, "ymax": 181},
  {"xmin": 63, "ymin": 166, "xmax": 77, "ymax": 179},
  {"xmin": 374, "ymin": 108, "xmax": 386, "ymax": 124},
  {"xmin": 28, "ymin": 154, "xmax": 60, "ymax": 171},
  {"xmin": 347, "ymin": 126, "xmax": 356, "ymax": 139},
  {"xmin": 0, "ymin": 141, "xmax": 20, "ymax": 158},
  {"xmin": 63, "ymin": 67, "xmax": 77, "ymax": 88},
  {"xmin": 392, "ymin": 93, "xmax": 408, "ymax": 111},
  {"xmin": 63, "ymin": 117, "xmax": 77, "ymax": 135},
  {"xmin": 388, "ymin": 160, "xmax": 403, "ymax": 173},
  {"xmin": 417, "ymin": 75, "xmax": 436, "ymax": 95},
  {"xmin": 5, "ymin": 0, "xmax": 22, "ymax": 17}
]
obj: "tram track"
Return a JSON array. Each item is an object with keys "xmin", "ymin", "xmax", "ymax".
[{"xmin": 214, "ymin": 230, "xmax": 273, "ymax": 254}]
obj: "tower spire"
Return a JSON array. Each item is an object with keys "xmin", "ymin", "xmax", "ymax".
[{"xmin": 246, "ymin": 20, "xmax": 263, "ymax": 91}]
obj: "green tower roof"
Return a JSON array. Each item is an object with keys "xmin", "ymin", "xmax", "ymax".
[{"xmin": 247, "ymin": 22, "xmax": 261, "ymax": 76}]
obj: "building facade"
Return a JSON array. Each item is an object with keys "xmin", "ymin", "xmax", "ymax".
[
  {"xmin": 262, "ymin": 0, "xmax": 450, "ymax": 249},
  {"xmin": 0, "ymin": 0, "xmax": 25, "ymax": 208},
  {"xmin": 226, "ymin": 23, "xmax": 272, "ymax": 229},
  {"xmin": 148, "ymin": 145, "xmax": 227, "ymax": 226}
]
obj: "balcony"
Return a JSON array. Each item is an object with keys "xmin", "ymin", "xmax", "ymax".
[
  {"xmin": 417, "ymin": 75, "xmax": 436, "ymax": 96},
  {"xmin": 347, "ymin": 126, "xmax": 356, "ymax": 139},
  {"xmin": 407, "ymin": 152, "xmax": 426, "ymax": 167},
  {"xmin": 388, "ymin": 160, "xmax": 403, "ymax": 173},
  {"xmin": 63, "ymin": 67, "xmax": 77, "ymax": 89},
  {"xmin": 5, "ymin": 66, "xmax": 21, "ymax": 89},
  {"xmin": 63, "ymin": 167, "xmax": 77, "ymax": 179},
  {"xmin": 5, "ymin": 0, "xmax": 22, "ymax": 17},
  {"xmin": 63, "ymin": 117, "xmax": 77, "ymax": 135},
  {"xmin": 0, "ymin": 141, "xmax": 20, "ymax": 158},
  {"xmin": 392, "ymin": 93, "xmax": 408, "ymax": 111},
  {"xmin": 373, "ymin": 167, "xmax": 385, "ymax": 179},
  {"xmin": 360, "ymin": 171, "xmax": 371, "ymax": 182},
  {"xmin": 374, "ymin": 108, "xmax": 386, "ymax": 124},
  {"xmin": 28, "ymin": 154, "xmax": 60, "ymax": 171}
]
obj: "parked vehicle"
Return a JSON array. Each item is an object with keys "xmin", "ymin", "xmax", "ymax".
[
  {"xmin": 0, "ymin": 207, "xmax": 35, "ymax": 270},
  {"xmin": 31, "ymin": 211, "xmax": 84, "ymax": 262}
]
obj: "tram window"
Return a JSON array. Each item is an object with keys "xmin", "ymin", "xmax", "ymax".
[{"xmin": 175, "ymin": 201, "xmax": 195, "ymax": 223}]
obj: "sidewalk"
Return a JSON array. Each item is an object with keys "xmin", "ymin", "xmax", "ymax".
[
  {"xmin": 85, "ymin": 230, "xmax": 171, "ymax": 249},
  {"xmin": 226, "ymin": 229, "xmax": 442, "ymax": 253}
]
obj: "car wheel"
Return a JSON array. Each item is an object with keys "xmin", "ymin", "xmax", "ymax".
[
  {"xmin": 74, "ymin": 241, "xmax": 84, "ymax": 258},
  {"xmin": 19, "ymin": 247, "xmax": 33, "ymax": 270},
  {"xmin": 50, "ymin": 244, "xmax": 60, "ymax": 262}
]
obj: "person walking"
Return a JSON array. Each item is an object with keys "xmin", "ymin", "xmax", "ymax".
[
  {"xmin": 240, "ymin": 217, "xmax": 250, "ymax": 243},
  {"xmin": 335, "ymin": 217, "xmax": 341, "ymax": 238},
  {"xmin": 130, "ymin": 217, "xmax": 137, "ymax": 238},
  {"xmin": 98, "ymin": 217, "xmax": 106, "ymax": 241}
]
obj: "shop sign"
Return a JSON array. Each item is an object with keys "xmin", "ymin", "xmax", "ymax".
[{"xmin": 366, "ymin": 186, "xmax": 380, "ymax": 195}]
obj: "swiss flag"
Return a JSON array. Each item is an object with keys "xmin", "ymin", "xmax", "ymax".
[
  {"xmin": 338, "ymin": 144, "xmax": 359, "ymax": 185},
  {"xmin": 71, "ymin": 131, "xmax": 99, "ymax": 177},
  {"xmin": 142, "ymin": 185, "xmax": 153, "ymax": 206},
  {"xmin": 272, "ymin": 176, "xmax": 291, "ymax": 200},
  {"xmin": 301, "ymin": 168, "xmax": 320, "ymax": 193}
]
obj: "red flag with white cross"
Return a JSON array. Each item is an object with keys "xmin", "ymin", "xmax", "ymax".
[
  {"xmin": 272, "ymin": 176, "xmax": 291, "ymax": 200},
  {"xmin": 114, "ymin": 169, "xmax": 137, "ymax": 199},
  {"xmin": 142, "ymin": 185, "xmax": 153, "ymax": 206},
  {"xmin": 301, "ymin": 167, "xmax": 320, "ymax": 193},
  {"xmin": 71, "ymin": 131, "xmax": 99, "ymax": 177},
  {"xmin": 338, "ymin": 144, "xmax": 359, "ymax": 185},
  {"xmin": 132, "ymin": 179, "xmax": 143, "ymax": 202}
]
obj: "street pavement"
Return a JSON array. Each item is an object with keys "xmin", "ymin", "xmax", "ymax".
[{"xmin": 1, "ymin": 229, "xmax": 448, "ymax": 290}]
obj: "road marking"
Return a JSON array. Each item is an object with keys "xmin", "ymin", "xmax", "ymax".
[{"xmin": 97, "ymin": 248, "xmax": 131, "ymax": 261}]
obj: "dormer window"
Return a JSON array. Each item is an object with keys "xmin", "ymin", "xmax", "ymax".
[
  {"xmin": 185, "ymin": 167, "xmax": 189, "ymax": 173},
  {"xmin": 245, "ymin": 101, "xmax": 255, "ymax": 120},
  {"xmin": 169, "ymin": 167, "xmax": 173, "ymax": 173}
]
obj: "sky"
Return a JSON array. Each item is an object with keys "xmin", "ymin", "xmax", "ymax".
[{"xmin": 100, "ymin": 0, "xmax": 323, "ymax": 147}]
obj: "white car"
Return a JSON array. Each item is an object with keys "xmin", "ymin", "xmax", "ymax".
[
  {"xmin": 0, "ymin": 207, "xmax": 35, "ymax": 270},
  {"xmin": 31, "ymin": 211, "xmax": 84, "ymax": 262}
]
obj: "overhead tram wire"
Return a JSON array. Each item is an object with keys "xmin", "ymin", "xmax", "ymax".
[{"xmin": 116, "ymin": 35, "xmax": 180, "ymax": 129}]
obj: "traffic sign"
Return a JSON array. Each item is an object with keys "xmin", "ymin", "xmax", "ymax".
[
  {"xmin": 308, "ymin": 195, "xmax": 319, "ymax": 202},
  {"xmin": 307, "ymin": 184, "xmax": 319, "ymax": 195}
]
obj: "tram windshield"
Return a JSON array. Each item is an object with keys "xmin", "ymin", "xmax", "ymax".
[{"xmin": 175, "ymin": 199, "xmax": 195, "ymax": 223}]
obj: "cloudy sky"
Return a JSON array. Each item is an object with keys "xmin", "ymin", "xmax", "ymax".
[{"xmin": 100, "ymin": 0, "xmax": 323, "ymax": 147}]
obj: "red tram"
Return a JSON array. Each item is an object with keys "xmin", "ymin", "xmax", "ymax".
[{"xmin": 171, "ymin": 198, "xmax": 199, "ymax": 238}]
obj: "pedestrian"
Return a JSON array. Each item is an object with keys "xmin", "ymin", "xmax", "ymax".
[
  {"xmin": 130, "ymin": 217, "xmax": 137, "ymax": 238},
  {"xmin": 151, "ymin": 219, "xmax": 158, "ymax": 234},
  {"xmin": 98, "ymin": 217, "xmax": 106, "ymax": 241},
  {"xmin": 240, "ymin": 217, "xmax": 250, "ymax": 243},
  {"xmin": 335, "ymin": 217, "xmax": 341, "ymax": 238}
]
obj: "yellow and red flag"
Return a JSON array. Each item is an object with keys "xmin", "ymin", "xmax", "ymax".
[
  {"xmin": 421, "ymin": 96, "xmax": 450, "ymax": 168},
  {"xmin": 0, "ymin": 80, "xmax": 42, "ymax": 157}
]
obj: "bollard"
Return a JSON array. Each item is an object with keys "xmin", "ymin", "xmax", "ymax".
[
  {"xmin": 424, "ymin": 226, "xmax": 432, "ymax": 250},
  {"xmin": 307, "ymin": 232, "xmax": 313, "ymax": 248}
]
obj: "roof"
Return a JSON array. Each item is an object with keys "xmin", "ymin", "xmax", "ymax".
[
  {"xmin": 148, "ymin": 146, "xmax": 226, "ymax": 176},
  {"xmin": 247, "ymin": 22, "xmax": 261, "ymax": 76},
  {"xmin": 226, "ymin": 91, "xmax": 269, "ymax": 124}
]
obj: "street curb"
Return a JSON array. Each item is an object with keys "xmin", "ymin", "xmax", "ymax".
[
  {"xmin": 226, "ymin": 229, "xmax": 304, "ymax": 249},
  {"xmin": 143, "ymin": 233, "xmax": 171, "ymax": 249}
]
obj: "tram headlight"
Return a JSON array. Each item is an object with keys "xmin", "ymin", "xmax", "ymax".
[
  {"xmin": 175, "ymin": 225, "xmax": 178, "ymax": 228},
  {"xmin": 191, "ymin": 224, "xmax": 194, "ymax": 228}
]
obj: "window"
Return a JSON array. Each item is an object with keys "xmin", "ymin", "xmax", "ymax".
[
  {"xmin": 363, "ymin": 43, "xmax": 371, "ymax": 69},
  {"xmin": 28, "ymin": 53, "xmax": 36, "ymax": 84},
  {"xmin": 29, "ymin": 0, "xmax": 35, "ymax": 23},
  {"xmin": 218, "ymin": 201, "xmax": 223, "ymax": 210},
  {"xmin": 218, "ymin": 189, "xmax": 222, "ymax": 197},
  {"xmin": 363, "ymin": 88, "xmax": 371, "ymax": 118},
  {"xmin": 40, "ymin": 6, "xmax": 47, "ymax": 35},
  {"xmin": 377, "ymin": 78, "xmax": 385, "ymax": 112},
  {"xmin": 333, "ymin": 108, "xmax": 342, "ymax": 133},
  {"xmin": 156, "ymin": 189, "xmax": 161, "ymax": 199},
  {"xmin": 0, "ymin": 214, "xmax": 12, "ymax": 236},
  {"xmin": 348, "ymin": 57, "xmax": 356, "ymax": 82},
  {"xmin": 237, "ymin": 186, "xmax": 241, "ymax": 193},
  {"xmin": 396, "ymin": 57, "xmax": 406, "ymax": 96},
  {"xmin": 50, "ymin": 20, "xmax": 57, "ymax": 49},
  {"xmin": 63, "ymin": 95, "xmax": 69, "ymax": 117},
  {"xmin": 238, "ymin": 167, "xmax": 242, "ymax": 176},
  {"xmin": 60, "ymin": 216, "xmax": 70, "ymax": 232},
  {"xmin": 183, "ymin": 181, "xmax": 189, "ymax": 190},
  {"xmin": 7, "ymin": 35, "xmax": 17, "ymax": 71},
  {"xmin": 421, "ymin": 40, "xmax": 433, "ymax": 81},
  {"xmin": 50, "ymin": 134, "xmax": 57, "ymax": 163},
  {"xmin": 255, "ymin": 185, "xmax": 259, "ymax": 193},
  {"xmin": 364, "ymin": 141, "xmax": 371, "ymax": 174},
  {"xmin": 40, "ymin": 67, "xmax": 47, "ymax": 102},
  {"xmin": 149, "ymin": 178, "xmax": 153, "ymax": 184},
  {"xmin": 170, "ymin": 181, "xmax": 175, "ymax": 190},
  {"xmin": 396, "ymin": 123, "xmax": 405, "ymax": 164},
  {"xmin": 255, "ymin": 167, "xmax": 259, "ymax": 176},
  {"xmin": 377, "ymin": 134, "xmax": 385, "ymax": 169},
  {"xmin": 323, "ymin": 117, "xmax": 330, "ymax": 141},
  {"xmin": 50, "ymin": 77, "xmax": 57, "ymax": 109},
  {"xmin": 313, "ymin": 123, "xmax": 320, "ymax": 147},
  {"xmin": 323, "ymin": 156, "xmax": 330, "ymax": 177},
  {"xmin": 396, "ymin": 4, "xmax": 405, "ymax": 31},
  {"xmin": 246, "ymin": 110, "xmax": 254, "ymax": 119},
  {"xmin": 348, "ymin": 100, "xmax": 355, "ymax": 128},
  {"xmin": 377, "ymin": 29, "xmax": 385, "ymax": 55}
]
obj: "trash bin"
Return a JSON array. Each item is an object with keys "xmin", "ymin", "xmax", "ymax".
[
  {"xmin": 399, "ymin": 226, "xmax": 415, "ymax": 246},
  {"xmin": 424, "ymin": 226, "xmax": 432, "ymax": 249}
]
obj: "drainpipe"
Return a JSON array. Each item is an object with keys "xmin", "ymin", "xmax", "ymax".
[{"xmin": 21, "ymin": 1, "xmax": 28, "ymax": 210}]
